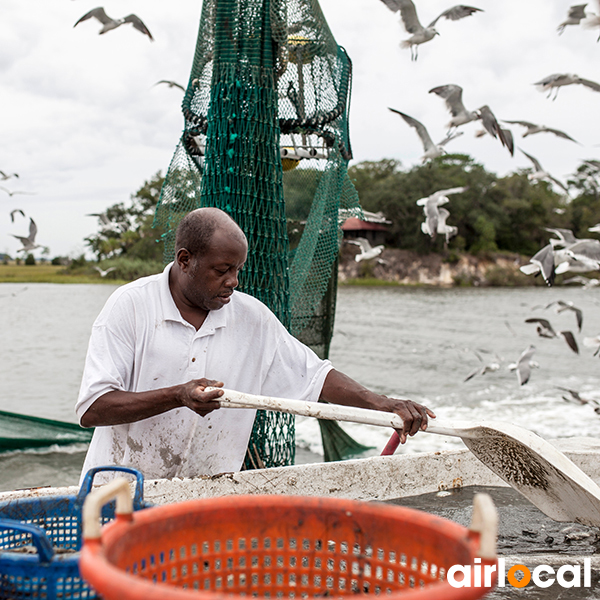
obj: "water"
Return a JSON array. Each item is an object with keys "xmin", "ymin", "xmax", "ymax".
[{"xmin": 1, "ymin": 283, "xmax": 600, "ymax": 492}]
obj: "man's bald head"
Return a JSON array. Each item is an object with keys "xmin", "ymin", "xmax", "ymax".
[{"xmin": 175, "ymin": 208, "xmax": 247, "ymax": 256}]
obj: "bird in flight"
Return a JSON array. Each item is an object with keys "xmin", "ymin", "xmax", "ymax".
[
  {"xmin": 416, "ymin": 186, "xmax": 467, "ymax": 241},
  {"xmin": 0, "ymin": 171, "xmax": 19, "ymax": 181},
  {"xmin": 534, "ymin": 73, "xmax": 600, "ymax": 100},
  {"xmin": 154, "ymin": 80, "xmax": 185, "ymax": 92},
  {"xmin": 542, "ymin": 300, "xmax": 583, "ymax": 332},
  {"xmin": 389, "ymin": 108, "xmax": 463, "ymax": 162},
  {"xmin": 508, "ymin": 345, "xmax": 537, "ymax": 386},
  {"xmin": 520, "ymin": 149, "xmax": 569, "ymax": 194},
  {"xmin": 501, "ymin": 120, "xmax": 579, "ymax": 144},
  {"xmin": 93, "ymin": 266, "xmax": 117, "ymax": 278},
  {"xmin": 525, "ymin": 317, "xmax": 579, "ymax": 354},
  {"xmin": 9, "ymin": 208, "xmax": 25, "ymax": 223},
  {"xmin": 345, "ymin": 237, "xmax": 385, "ymax": 262},
  {"xmin": 378, "ymin": 1, "xmax": 483, "ymax": 60},
  {"xmin": 74, "ymin": 7, "xmax": 153, "ymax": 41},
  {"xmin": 557, "ymin": 4, "xmax": 589, "ymax": 35},
  {"xmin": 11, "ymin": 218, "xmax": 47, "ymax": 253},
  {"xmin": 429, "ymin": 84, "xmax": 480, "ymax": 132},
  {"xmin": 0, "ymin": 186, "xmax": 35, "ymax": 197}
]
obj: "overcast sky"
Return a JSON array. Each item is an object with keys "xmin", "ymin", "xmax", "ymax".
[{"xmin": 1, "ymin": 0, "xmax": 599, "ymax": 258}]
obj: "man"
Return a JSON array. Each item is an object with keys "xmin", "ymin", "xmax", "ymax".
[{"xmin": 76, "ymin": 207, "xmax": 434, "ymax": 480}]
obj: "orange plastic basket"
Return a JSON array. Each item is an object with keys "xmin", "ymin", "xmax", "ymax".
[{"xmin": 80, "ymin": 479, "xmax": 497, "ymax": 600}]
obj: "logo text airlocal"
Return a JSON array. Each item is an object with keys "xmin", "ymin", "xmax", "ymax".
[{"xmin": 447, "ymin": 557, "xmax": 592, "ymax": 589}]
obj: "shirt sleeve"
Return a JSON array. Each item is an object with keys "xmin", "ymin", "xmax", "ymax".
[
  {"xmin": 74, "ymin": 291, "xmax": 136, "ymax": 423},
  {"xmin": 259, "ymin": 312, "xmax": 334, "ymax": 402}
]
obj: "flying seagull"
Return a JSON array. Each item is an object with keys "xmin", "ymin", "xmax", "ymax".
[
  {"xmin": 477, "ymin": 105, "xmax": 514, "ymax": 156},
  {"xmin": 74, "ymin": 7, "xmax": 153, "ymax": 41},
  {"xmin": 509, "ymin": 345, "xmax": 537, "ymax": 386},
  {"xmin": 520, "ymin": 244, "xmax": 558, "ymax": 286},
  {"xmin": 154, "ymin": 80, "xmax": 185, "ymax": 92},
  {"xmin": 435, "ymin": 207, "xmax": 458, "ymax": 243},
  {"xmin": 9, "ymin": 208, "xmax": 25, "ymax": 223},
  {"xmin": 525, "ymin": 317, "xmax": 579, "ymax": 354},
  {"xmin": 541, "ymin": 300, "xmax": 583, "ymax": 332},
  {"xmin": 520, "ymin": 149, "xmax": 569, "ymax": 193},
  {"xmin": 93, "ymin": 265, "xmax": 117, "ymax": 278},
  {"xmin": 0, "ymin": 186, "xmax": 35, "ymax": 197},
  {"xmin": 10, "ymin": 218, "xmax": 47, "ymax": 253},
  {"xmin": 87, "ymin": 212, "xmax": 128, "ymax": 234},
  {"xmin": 501, "ymin": 120, "xmax": 579, "ymax": 144},
  {"xmin": 562, "ymin": 275, "xmax": 600, "ymax": 288},
  {"xmin": 345, "ymin": 237, "xmax": 385, "ymax": 262},
  {"xmin": 534, "ymin": 73, "xmax": 600, "ymax": 100},
  {"xmin": 557, "ymin": 4, "xmax": 589, "ymax": 34},
  {"xmin": 378, "ymin": 1, "xmax": 483, "ymax": 60},
  {"xmin": 564, "ymin": 238, "xmax": 600, "ymax": 270},
  {"xmin": 416, "ymin": 186, "xmax": 467, "ymax": 240},
  {"xmin": 389, "ymin": 108, "xmax": 463, "ymax": 161},
  {"xmin": 0, "ymin": 171, "xmax": 18, "ymax": 181}
]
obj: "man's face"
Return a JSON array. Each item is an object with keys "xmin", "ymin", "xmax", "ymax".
[{"xmin": 181, "ymin": 228, "xmax": 247, "ymax": 312}]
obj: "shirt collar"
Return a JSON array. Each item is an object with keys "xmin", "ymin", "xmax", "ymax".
[{"xmin": 160, "ymin": 262, "xmax": 229, "ymax": 333}]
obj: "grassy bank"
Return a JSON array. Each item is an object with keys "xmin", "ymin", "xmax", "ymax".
[{"xmin": 0, "ymin": 265, "xmax": 128, "ymax": 284}]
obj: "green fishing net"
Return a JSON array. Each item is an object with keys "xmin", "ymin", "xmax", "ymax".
[{"xmin": 153, "ymin": 0, "xmax": 363, "ymax": 468}]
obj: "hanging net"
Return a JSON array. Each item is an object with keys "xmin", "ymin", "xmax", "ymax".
[{"xmin": 153, "ymin": 0, "xmax": 363, "ymax": 469}]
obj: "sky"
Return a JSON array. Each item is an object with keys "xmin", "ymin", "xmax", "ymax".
[{"xmin": 1, "ymin": 0, "xmax": 599, "ymax": 259}]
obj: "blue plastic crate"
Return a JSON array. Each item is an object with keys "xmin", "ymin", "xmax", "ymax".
[{"xmin": 0, "ymin": 465, "xmax": 150, "ymax": 599}]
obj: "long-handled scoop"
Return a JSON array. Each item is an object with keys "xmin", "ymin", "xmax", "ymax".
[{"xmin": 212, "ymin": 387, "xmax": 600, "ymax": 527}]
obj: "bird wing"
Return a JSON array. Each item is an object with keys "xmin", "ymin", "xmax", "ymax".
[
  {"xmin": 377, "ymin": 0, "xmax": 403, "ymax": 12},
  {"xmin": 577, "ymin": 77, "xmax": 600, "ymax": 92},
  {"xmin": 438, "ymin": 130, "xmax": 464, "ymax": 147},
  {"xmin": 9, "ymin": 209, "xmax": 25, "ymax": 222},
  {"xmin": 397, "ymin": 0, "xmax": 425, "ymax": 34},
  {"xmin": 28, "ymin": 218, "xmax": 37, "ymax": 243},
  {"xmin": 557, "ymin": 304, "xmax": 583, "ymax": 331},
  {"xmin": 429, "ymin": 84, "xmax": 468, "ymax": 117},
  {"xmin": 548, "ymin": 175, "xmax": 569, "ymax": 193},
  {"xmin": 525, "ymin": 317, "xmax": 556, "ymax": 335},
  {"xmin": 74, "ymin": 7, "xmax": 113, "ymax": 27},
  {"xmin": 346, "ymin": 238, "xmax": 370, "ymax": 253},
  {"xmin": 520, "ymin": 149, "xmax": 543, "ymax": 172},
  {"xmin": 544, "ymin": 227, "xmax": 577, "ymax": 245},
  {"xmin": 567, "ymin": 239, "xmax": 600, "ymax": 261},
  {"xmin": 543, "ymin": 127, "xmax": 579, "ymax": 143},
  {"xmin": 388, "ymin": 108, "xmax": 435, "ymax": 152},
  {"xmin": 559, "ymin": 331, "xmax": 580, "ymax": 354},
  {"xmin": 123, "ymin": 14, "xmax": 154, "ymax": 40},
  {"xmin": 429, "ymin": 186, "xmax": 468, "ymax": 203},
  {"xmin": 528, "ymin": 243, "xmax": 556, "ymax": 285},
  {"xmin": 428, "ymin": 5, "xmax": 483, "ymax": 28},
  {"xmin": 516, "ymin": 345, "xmax": 535, "ymax": 385}
]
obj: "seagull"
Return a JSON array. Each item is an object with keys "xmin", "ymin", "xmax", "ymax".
[
  {"xmin": 10, "ymin": 218, "xmax": 47, "ymax": 253},
  {"xmin": 93, "ymin": 265, "xmax": 117, "ymax": 277},
  {"xmin": 476, "ymin": 105, "xmax": 514, "ymax": 156},
  {"xmin": 519, "ymin": 244, "xmax": 557, "ymax": 286},
  {"xmin": 436, "ymin": 207, "xmax": 458, "ymax": 243},
  {"xmin": 74, "ymin": 7, "xmax": 153, "ymax": 41},
  {"xmin": 416, "ymin": 186, "xmax": 467, "ymax": 240},
  {"xmin": 583, "ymin": 335, "xmax": 600, "ymax": 356},
  {"xmin": 545, "ymin": 227, "xmax": 579, "ymax": 247},
  {"xmin": 542, "ymin": 300, "xmax": 583, "ymax": 332},
  {"xmin": 564, "ymin": 238, "xmax": 600, "ymax": 270},
  {"xmin": 345, "ymin": 237, "xmax": 385, "ymax": 262},
  {"xmin": 378, "ymin": 1, "xmax": 483, "ymax": 60},
  {"xmin": 525, "ymin": 318, "xmax": 579, "ymax": 354},
  {"xmin": 534, "ymin": 73, "xmax": 600, "ymax": 100},
  {"xmin": 87, "ymin": 212, "xmax": 128, "ymax": 233},
  {"xmin": 509, "ymin": 345, "xmax": 537, "ymax": 385},
  {"xmin": 557, "ymin": 4, "xmax": 589, "ymax": 34},
  {"xmin": 463, "ymin": 351, "xmax": 501, "ymax": 382},
  {"xmin": 154, "ymin": 80, "xmax": 185, "ymax": 91},
  {"xmin": 428, "ymin": 84, "xmax": 480, "ymax": 131},
  {"xmin": 557, "ymin": 386, "xmax": 600, "ymax": 411},
  {"xmin": 501, "ymin": 120, "xmax": 579, "ymax": 144},
  {"xmin": 0, "ymin": 186, "xmax": 35, "ymax": 197},
  {"xmin": 0, "ymin": 171, "xmax": 19, "ymax": 181},
  {"xmin": 9, "ymin": 208, "xmax": 25, "ymax": 223},
  {"xmin": 562, "ymin": 275, "xmax": 600, "ymax": 288},
  {"xmin": 389, "ymin": 108, "xmax": 463, "ymax": 161},
  {"xmin": 520, "ymin": 149, "xmax": 569, "ymax": 194}
]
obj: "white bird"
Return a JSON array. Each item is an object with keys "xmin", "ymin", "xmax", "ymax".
[
  {"xmin": 436, "ymin": 207, "xmax": 458, "ymax": 243},
  {"xmin": 10, "ymin": 218, "xmax": 47, "ymax": 253},
  {"xmin": 417, "ymin": 186, "xmax": 466, "ymax": 241},
  {"xmin": 557, "ymin": 4, "xmax": 589, "ymax": 34},
  {"xmin": 87, "ymin": 212, "xmax": 128, "ymax": 234},
  {"xmin": 346, "ymin": 237, "xmax": 385, "ymax": 262},
  {"xmin": 589, "ymin": 222, "xmax": 600, "ymax": 233},
  {"xmin": 534, "ymin": 73, "xmax": 600, "ymax": 100},
  {"xmin": 525, "ymin": 318, "xmax": 579, "ymax": 354},
  {"xmin": 0, "ymin": 186, "xmax": 35, "ymax": 197},
  {"xmin": 564, "ymin": 238, "xmax": 600, "ymax": 270},
  {"xmin": 520, "ymin": 149, "xmax": 569, "ymax": 194},
  {"xmin": 502, "ymin": 120, "xmax": 579, "ymax": 144},
  {"xmin": 0, "ymin": 170, "xmax": 19, "ymax": 181},
  {"xmin": 562, "ymin": 275, "xmax": 600, "ymax": 288},
  {"xmin": 545, "ymin": 227, "xmax": 580, "ymax": 247},
  {"xmin": 520, "ymin": 244, "xmax": 558, "ymax": 286},
  {"xmin": 93, "ymin": 266, "xmax": 117, "ymax": 278},
  {"xmin": 74, "ymin": 7, "xmax": 153, "ymax": 41},
  {"xmin": 154, "ymin": 80, "xmax": 185, "ymax": 92},
  {"xmin": 509, "ymin": 345, "xmax": 537, "ymax": 386},
  {"xmin": 389, "ymin": 108, "xmax": 463, "ymax": 161},
  {"xmin": 541, "ymin": 300, "xmax": 583, "ymax": 332},
  {"xmin": 378, "ymin": 1, "xmax": 483, "ymax": 60}
]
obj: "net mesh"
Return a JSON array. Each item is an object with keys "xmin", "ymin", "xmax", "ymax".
[{"xmin": 154, "ymin": 0, "xmax": 362, "ymax": 469}]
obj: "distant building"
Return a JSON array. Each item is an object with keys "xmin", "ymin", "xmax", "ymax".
[{"xmin": 340, "ymin": 210, "xmax": 391, "ymax": 246}]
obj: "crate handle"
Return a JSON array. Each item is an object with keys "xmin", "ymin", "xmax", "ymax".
[
  {"xmin": 469, "ymin": 493, "xmax": 498, "ymax": 559},
  {"xmin": 76, "ymin": 466, "xmax": 145, "ymax": 509},
  {"xmin": 0, "ymin": 518, "xmax": 54, "ymax": 563},
  {"xmin": 82, "ymin": 477, "xmax": 133, "ymax": 540}
]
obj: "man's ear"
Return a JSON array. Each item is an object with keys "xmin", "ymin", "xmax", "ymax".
[{"xmin": 176, "ymin": 248, "xmax": 192, "ymax": 271}]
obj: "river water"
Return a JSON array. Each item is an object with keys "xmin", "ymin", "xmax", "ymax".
[{"xmin": 1, "ymin": 282, "xmax": 600, "ymax": 492}]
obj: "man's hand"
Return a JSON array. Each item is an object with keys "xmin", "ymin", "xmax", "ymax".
[
  {"xmin": 179, "ymin": 378, "xmax": 224, "ymax": 416},
  {"xmin": 375, "ymin": 396, "xmax": 436, "ymax": 444}
]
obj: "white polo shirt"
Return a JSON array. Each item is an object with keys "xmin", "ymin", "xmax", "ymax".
[{"xmin": 76, "ymin": 263, "xmax": 332, "ymax": 480}]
